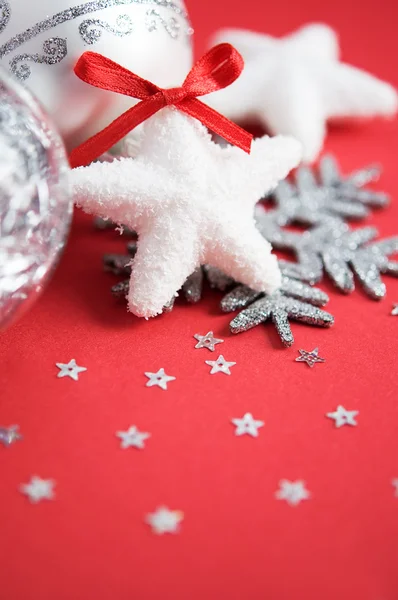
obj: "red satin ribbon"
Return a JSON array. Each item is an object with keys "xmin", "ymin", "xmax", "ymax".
[{"xmin": 69, "ymin": 43, "xmax": 252, "ymax": 168}]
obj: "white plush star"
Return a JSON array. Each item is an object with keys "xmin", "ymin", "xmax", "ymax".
[
  {"xmin": 145, "ymin": 506, "xmax": 183, "ymax": 535},
  {"xmin": 194, "ymin": 331, "xmax": 224, "ymax": 352},
  {"xmin": 207, "ymin": 24, "xmax": 398, "ymax": 162},
  {"xmin": 20, "ymin": 476, "xmax": 55, "ymax": 503},
  {"xmin": 326, "ymin": 405, "xmax": 359, "ymax": 428},
  {"xmin": 116, "ymin": 426, "xmax": 151, "ymax": 449},
  {"xmin": 275, "ymin": 480, "xmax": 311, "ymax": 506},
  {"xmin": 231, "ymin": 413, "xmax": 264, "ymax": 437},
  {"xmin": 145, "ymin": 368, "xmax": 176, "ymax": 390},
  {"xmin": 205, "ymin": 354, "xmax": 236, "ymax": 375},
  {"xmin": 70, "ymin": 108, "xmax": 301, "ymax": 318},
  {"xmin": 56, "ymin": 359, "xmax": 87, "ymax": 381}
]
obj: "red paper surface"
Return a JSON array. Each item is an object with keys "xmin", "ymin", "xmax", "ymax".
[{"xmin": 1, "ymin": 1, "xmax": 398, "ymax": 599}]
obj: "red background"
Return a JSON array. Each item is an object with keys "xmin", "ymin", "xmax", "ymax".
[{"xmin": 1, "ymin": 1, "xmax": 398, "ymax": 599}]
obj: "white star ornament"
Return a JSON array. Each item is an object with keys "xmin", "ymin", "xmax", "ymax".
[
  {"xmin": 207, "ymin": 24, "xmax": 398, "ymax": 162},
  {"xmin": 70, "ymin": 108, "xmax": 301, "ymax": 318}
]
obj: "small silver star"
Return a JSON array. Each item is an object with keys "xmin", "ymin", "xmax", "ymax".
[
  {"xmin": 391, "ymin": 304, "xmax": 398, "ymax": 315},
  {"xmin": 295, "ymin": 347, "xmax": 325, "ymax": 368},
  {"xmin": 0, "ymin": 425, "xmax": 22, "ymax": 447},
  {"xmin": 145, "ymin": 368, "xmax": 176, "ymax": 390},
  {"xmin": 20, "ymin": 476, "xmax": 55, "ymax": 503},
  {"xmin": 392, "ymin": 479, "xmax": 398, "ymax": 498},
  {"xmin": 205, "ymin": 354, "xmax": 236, "ymax": 375},
  {"xmin": 231, "ymin": 413, "xmax": 264, "ymax": 437},
  {"xmin": 326, "ymin": 405, "xmax": 359, "ymax": 428},
  {"xmin": 194, "ymin": 331, "xmax": 224, "ymax": 351},
  {"xmin": 145, "ymin": 506, "xmax": 183, "ymax": 534},
  {"xmin": 56, "ymin": 359, "xmax": 87, "ymax": 381},
  {"xmin": 275, "ymin": 480, "xmax": 311, "ymax": 506},
  {"xmin": 116, "ymin": 426, "xmax": 151, "ymax": 449}
]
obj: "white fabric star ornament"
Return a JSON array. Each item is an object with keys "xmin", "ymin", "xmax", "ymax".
[
  {"xmin": 231, "ymin": 413, "xmax": 264, "ymax": 437},
  {"xmin": 20, "ymin": 476, "xmax": 55, "ymax": 503},
  {"xmin": 145, "ymin": 368, "xmax": 176, "ymax": 390},
  {"xmin": 206, "ymin": 354, "xmax": 236, "ymax": 375},
  {"xmin": 70, "ymin": 108, "xmax": 301, "ymax": 318},
  {"xmin": 207, "ymin": 24, "xmax": 398, "ymax": 162},
  {"xmin": 194, "ymin": 331, "xmax": 224, "ymax": 351},
  {"xmin": 326, "ymin": 405, "xmax": 359, "ymax": 428},
  {"xmin": 275, "ymin": 480, "xmax": 311, "ymax": 506},
  {"xmin": 145, "ymin": 506, "xmax": 183, "ymax": 535},
  {"xmin": 116, "ymin": 426, "xmax": 150, "ymax": 449},
  {"xmin": 56, "ymin": 359, "xmax": 87, "ymax": 381}
]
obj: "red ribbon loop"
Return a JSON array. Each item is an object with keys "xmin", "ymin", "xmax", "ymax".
[{"xmin": 69, "ymin": 43, "xmax": 252, "ymax": 169}]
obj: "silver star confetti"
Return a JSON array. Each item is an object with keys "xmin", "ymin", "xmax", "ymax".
[
  {"xmin": 145, "ymin": 506, "xmax": 183, "ymax": 535},
  {"xmin": 391, "ymin": 304, "xmax": 398, "ymax": 316},
  {"xmin": 295, "ymin": 348, "xmax": 325, "ymax": 368},
  {"xmin": 56, "ymin": 359, "xmax": 87, "ymax": 381},
  {"xmin": 194, "ymin": 331, "xmax": 224, "ymax": 351},
  {"xmin": 326, "ymin": 405, "xmax": 359, "ymax": 428},
  {"xmin": 205, "ymin": 355, "xmax": 236, "ymax": 375},
  {"xmin": 145, "ymin": 368, "xmax": 176, "ymax": 390},
  {"xmin": 275, "ymin": 480, "xmax": 311, "ymax": 506},
  {"xmin": 231, "ymin": 413, "xmax": 264, "ymax": 437},
  {"xmin": 116, "ymin": 426, "xmax": 151, "ymax": 449},
  {"xmin": 0, "ymin": 425, "xmax": 22, "ymax": 447},
  {"xmin": 20, "ymin": 476, "xmax": 55, "ymax": 503}
]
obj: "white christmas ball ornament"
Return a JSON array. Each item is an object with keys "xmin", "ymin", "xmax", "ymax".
[{"xmin": 0, "ymin": 0, "xmax": 193, "ymax": 146}]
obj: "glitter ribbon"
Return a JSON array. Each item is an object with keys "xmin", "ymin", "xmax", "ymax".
[{"xmin": 69, "ymin": 43, "xmax": 253, "ymax": 168}]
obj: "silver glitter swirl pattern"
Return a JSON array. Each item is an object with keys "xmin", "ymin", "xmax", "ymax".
[
  {"xmin": 79, "ymin": 14, "xmax": 134, "ymax": 43},
  {"xmin": 0, "ymin": 67, "xmax": 72, "ymax": 330},
  {"xmin": 145, "ymin": 9, "xmax": 180, "ymax": 39},
  {"xmin": 0, "ymin": 0, "xmax": 10, "ymax": 34},
  {"xmin": 9, "ymin": 37, "xmax": 67, "ymax": 81}
]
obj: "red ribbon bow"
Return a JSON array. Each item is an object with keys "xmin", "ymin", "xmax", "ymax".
[{"xmin": 69, "ymin": 43, "xmax": 252, "ymax": 169}]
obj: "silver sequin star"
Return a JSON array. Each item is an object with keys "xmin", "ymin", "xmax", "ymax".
[
  {"xmin": 391, "ymin": 304, "xmax": 398, "ymax": 316},
  {"xmin": 145, "ymin": 506, "xmax": 184, "ymax": 534},
  {"xmin": 116, "ymin": 426, "xmax": 151, "ymax": 449},
  {"xmin": 194, "ymin": 331, "xmax": 224, "ymax": 352},
  {"xmin": 20, "ymin": 476, "xmax": 55, "ymax": 503},
  {"xmin": 275, "ymin": 480, "xmax": 311, "ymax": 506},
  {"xmin": 0, "ymin": 425, "xmax": 22, "ymax": 447},
  {"xmin": 295, "ymin": 348, "xmax": 325, "ymax": 368},
  {"xmin": 326, "ymin": 405, "xmax": 359, "ymax": 428},
  {"xmin": 205, "ymin": 355, "xmax": 236, "ymax": 375},
  {"xmin": 145, "ymin": 368, "xmax": 176, "ymax": 390},
  {"xmin": 392, "ymin": 479, "xmax": 398, "ymax": 498},
  {"xmin": 231, "ymin": 413, "xmax": 264, "ymax": 437},
  {"xmin": 56, "ymin": 359, "xmax": 87, "ymax": 381}
]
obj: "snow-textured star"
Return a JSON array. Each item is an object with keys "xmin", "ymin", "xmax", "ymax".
[
  {"xmin": 296, "ymin": 348, "xmax": 325, "ymax": 368},
  {"xmin": 275, "ymin": 480, "xmax": 311, "ymax": 506},
  {"xmin": 391, "ymin": 304, "xmax": 398, "ymax": 316},
  {"xmin": 145, "ymin": 368, "xmax": 176, "ymax": 390},
  {"xmin": 56, "ymin": 359, "xmax": 87, "ymax": 381},
  {"xmin": 326, "ymin": 405, "xmax": 359, "ymax": 428},
  {"xmin": 205, "ymin": 355, "xmax": 236, "ymax": 375},
  {"xmin": 116, "ymin": 426, "xmax": 151, "ymax": 449},
  {"xmin": 70, "ymin": 108, "xmax": 301, "ymax": 318},
  {"xmin": 207, "ymin": 24, "xmax": 398, "ymax": 161},
  {"xmin": 231, "ymin": 413, "xmax": 264, "ymax": 437},
  {"xmin": 194, "ymin": 331, "xmax": 224, "ymax": 351},
  {"xmin": 0, "ymin": 425, "xmax": 22, "ymax": 447},
  {"xmin": 145, "ymin": 506, "xmax": 183, "ymax": 534},
  {"xmin": 392, "ymin": 479, "xmax": 398, "ymax": 498},
  {"xmin": 20, "ymin": 476, "xmax": 55, "ymax": 503}
]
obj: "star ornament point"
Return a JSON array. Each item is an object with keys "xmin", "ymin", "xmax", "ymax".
[
  {"xmin": 145, "ymin": 368, "xmax": 176, "ymax": 390},
  {"xmin": 391, "ymin": 303, "xmax": 398, "ymax": 316},
  {"xmin": 208, "ymin": 24, "xmax": 398, "ymax": 161},
  {"xmin": 326, "ymin": 405, "xmax": 358, "ymax": 428},
  {"xmin": 392, "ymin": 479, "xmax": 398, "ymax": 498},
  {"xmin": 276, "ymin": 480, "xmax": 311, "ymax": 506},
  {"xmin": 295, "ymin": 348, "xmax": 325, "ymax": 368},
  {"xmin": 56, "ymin": 359, "xmax": 87, "ymax": 381},
  {"xmin": 206, "ymin": 354, "xmax": 236, "ymax": 375},
  {"xmin": 194, "ymin": 331, "xmax": 224, "ymax": 351},
  {"xmin": 70, "ymin": 108, "xmax": 302, "ymax": 318},
  {"xmin": 116, "ymin": 426, "xmax": 150, "ymax": 449},
  {"xmin": 231, "ymin": 413, "xmax": 264, "ymax": 437},
  {"xmin": 145, "ymin": 506, "xmax": 184, "ymax": 535},
  {"xmin": 20, "ymin": 476, "xmax": 55, "ymax": 503}
]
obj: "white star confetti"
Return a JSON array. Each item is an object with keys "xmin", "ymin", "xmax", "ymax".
[
  {"xmin": 0, "ymin": 425, "xmax": 22, "ymax": 447},
  {"xmin": 392, "ymin": 479, "xmax": 398, "ymax": 498},
  {"xmin": 116, "ymin": 426, "xmax": 151, "ymax": 449},
  {"xmin": 275, "ymin": 480, "xmax": 311, "ymax": 506},
  {"xmin": 391, "ymin": 304, "xmax": 398, "ymax": 316},
  {"xmin": 208, "ymin": 24, "xmax": 398, "ymax": 161},
  {"xmin": 56, "ymin": 359, "xmax": 87, "ymax": 381},
  {"xmin": 231, "ymin": 413, "xmax": 264, "ymax": 437},
  {"xmin": 205, "ymin": 355, "xmax": 236, "ymax": 375},
  {"xmin": 194, "ymin": 331, "xmax": 224, "ymax": 352},
  {"xmin": 145, "ymin": 368, "xmax": 176, "ymax": 390},
  {"xmin": 70, "ymin": 108, "xmax": 302, "ymax": 318},
  {"xmin": 326, "ymin": 405, "xmax": 359, "ymax": 428},
  {"xmin": 20, "ymin": 476, "xmax": 55, "ymax": 504},
  {"xmin": 145, "ymin": 506, "xmax": 184, "ymax": 535},
  {"xmin": 295, "ymin": 348, "xmax": 325, "ymax": 368}
]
